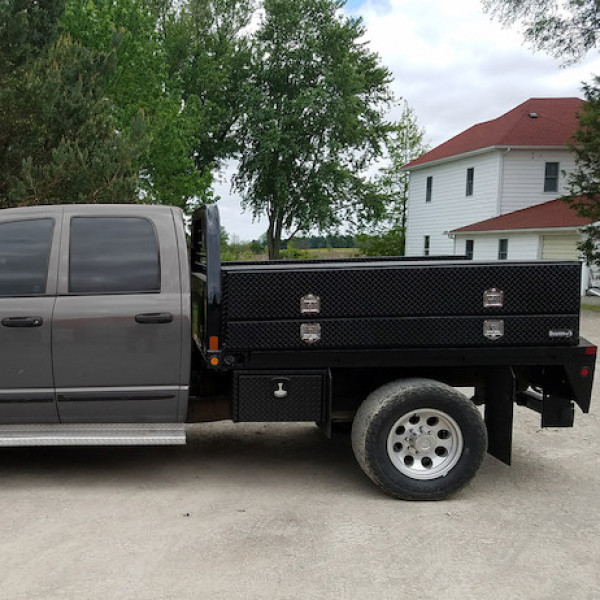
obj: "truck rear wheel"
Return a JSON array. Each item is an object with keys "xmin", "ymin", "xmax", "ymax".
[{"xmin": 351, "ymin": 378, "xmax": 487, "ymax": 500}]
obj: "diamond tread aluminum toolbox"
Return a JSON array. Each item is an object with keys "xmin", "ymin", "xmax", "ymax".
[
  {"xmin": 191, "ymin": 205, "xmax": 581, "ymax": 356},
  {"xmin": 219, "ymin": 260, "xmax": 580, "ymax": 351}
]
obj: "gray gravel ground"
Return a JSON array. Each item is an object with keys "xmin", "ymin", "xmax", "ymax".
[{"xmin": 2, "ymin": 314, "xmax": 600, "ymax": 599}]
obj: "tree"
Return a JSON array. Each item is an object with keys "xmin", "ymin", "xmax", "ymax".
[
  {"xmin": 233, "ymin": 0, "xmax": 394, "ymax": 259},
  {"xmin": 62, "ymin": 0, "xmax": 253, "ymax": 210},
  {"xmin": 375, "ymin": 100, "xmax": 428, "ymax": 255},
  {"xmin": 564, "ymin": 77, "xmax": 600, "ymax": 264},
  {"xmin": 482, "ymin": 0, "xmax": 600, "ymax": 64},
  {"xmin": 0, "ymin": 0, "xmax": 65, "ymax": 73},
  {"xmin": 483, "ymin": 1, "xmax": 600, "ymax": 263},
  {"xmin": 356, "ymin": 228, "xmax": 405, "ymax": 257},
  {"xmin": 0, "ymin": 1, "xmax": 143, "ymax": 207}
]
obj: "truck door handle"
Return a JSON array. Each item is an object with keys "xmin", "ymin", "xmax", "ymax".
[
  {"xmin": 1, "ymin": 316, "xmax": 43, "ymax": 327},
  {"xmin": 134, "ymin": 312, "xmax": 173, "ymax": 324}
]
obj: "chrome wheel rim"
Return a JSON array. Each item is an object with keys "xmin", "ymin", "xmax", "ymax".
[{"xmin": 386, "ymin": 408, "xmax": 463, "ymax": 480}]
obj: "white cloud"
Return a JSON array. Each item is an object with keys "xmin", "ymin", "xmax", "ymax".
[
  {"xmin": 354, "ymin": 0, "xmax": 600, "ymax": 145},
  {"xmin": 216, "ymin": 0, "xmax": 600, "ymax": 239}
]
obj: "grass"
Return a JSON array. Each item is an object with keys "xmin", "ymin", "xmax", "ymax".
[{"xmin": 581, "ymin": 303, "xmax": 600, "ymax": 312}]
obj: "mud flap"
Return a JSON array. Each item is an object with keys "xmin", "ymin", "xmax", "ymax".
[{"xmin": 483, "ymin": 366, "xmax": 515, "ymax": 466}]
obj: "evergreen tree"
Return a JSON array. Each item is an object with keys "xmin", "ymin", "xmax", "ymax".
[{"xmin": 0, "ymin": 1, "xmax": 145, "ymax": 207}]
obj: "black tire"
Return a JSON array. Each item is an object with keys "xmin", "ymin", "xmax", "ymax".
[{"xmin": 351, "ymin": 378, "xmax": 487, "ymax": 501}]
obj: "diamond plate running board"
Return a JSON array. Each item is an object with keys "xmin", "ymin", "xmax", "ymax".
[{"xmin": 0, "ymin": 423, "xmax": 186, "ymax": 446}]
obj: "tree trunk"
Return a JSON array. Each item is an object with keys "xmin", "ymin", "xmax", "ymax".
[{"xmin": 267, "ymin": 215, "xmax": 279, "ymax": 260}]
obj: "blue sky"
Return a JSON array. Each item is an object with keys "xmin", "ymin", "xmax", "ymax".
[
  {"xmin": 344, "ymin": 0, "xmax": 378, "ymax": 9},
  {"xmin": 217, "ymin": 0, "xmax": 600, "ymax": 239}
]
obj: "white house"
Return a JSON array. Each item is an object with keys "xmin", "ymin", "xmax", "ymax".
[
  {"xmin": 449, "ymin": 199, "xmax": 592, "ymax": 294},
  {"xmin": 403, "ymin": 97, "xmax": 584, "ymax": 259}
]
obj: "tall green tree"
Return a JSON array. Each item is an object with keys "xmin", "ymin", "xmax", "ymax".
[
  {"xmin": 0, "ymin": 0, "xmax": 64, "ymax": 202},
  {"xmin": 234, "ymin": 0, "xmax": 394, "ymax": 259},
  {"xmin": 62, "ymin": 0, "xmax": 253, "ymax": 210},
  {"xmin": 0, "ymin": 0, "xmax": 65, "ymax": 72},
  {"xmin": 11, "ymin": 36, "xmax": 146, "ymax": 206},
  {"xmin": 483, "ymin": 0, "xmax": 600, "ymax": 263},
  {"xmin": 564, "ymin": 77, "xmax": 600, "ymax": 263},
  {"xmin": 376, "ymin": 100, "xmax": 428, "ymax": 255},
  {"xmin": 482, "ymin": 0, "xmax": 600, "ymax": 64},
  {"xmin": 0, "ymin": 1, "xmax": 143, "ymax": 207}
]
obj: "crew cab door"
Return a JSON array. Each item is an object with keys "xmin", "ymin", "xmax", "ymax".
[
  {"xmin": 0, "ymin": 212, "xmax": 60, "ymax": 423},
  {"xmin": 52, "ymin": 206, "xmax": 185, "ymax": 423}
]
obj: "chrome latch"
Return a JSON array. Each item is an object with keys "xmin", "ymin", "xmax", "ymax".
[
  {"xmin": 483, "ymin": 320, "xmax": 504, "ymax": 340},
  {"xmin": 483, "ymin": 288, "xmax": 504, "ymax": 308},
  {"xmin": 300, "ymin": 293, "xmax": 321, "ymax": 314},
  {"xmin": 300, "ymin": 323, "xmax": 321, "ymax": 344}
]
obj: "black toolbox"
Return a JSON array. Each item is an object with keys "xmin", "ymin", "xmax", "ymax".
[{"xmin": 219, "ymin": 260, "xmax": 581, "ymax": 351}]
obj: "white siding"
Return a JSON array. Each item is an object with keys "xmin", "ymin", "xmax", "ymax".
[
  {"xmin": 405, "ymin": 152, "xmax": 500, "ymax": 256},
  {"xmin": 456, "ymin": 230, "xmax": 589, "ymax": 294},
  {"xmin": 500, "ymin": 149, "xmax": 576, "ymax": 214},
  {"xmin": 454, "ymin": 232, "xmax": 540, "ymax": 261}
]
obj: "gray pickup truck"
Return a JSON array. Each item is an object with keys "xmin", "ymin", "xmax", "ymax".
[{"xmin": 0, "ymin": 203, "xmax": 595, "ymax": 500}]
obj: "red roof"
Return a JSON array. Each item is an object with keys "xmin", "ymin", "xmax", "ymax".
[
  {"xmin": 451, "ymin": 199, "xmax": 591, "ymax": 233},
  {"xmin": 405, "ymin": 98, "xmax": 583, "ymax": 169}
]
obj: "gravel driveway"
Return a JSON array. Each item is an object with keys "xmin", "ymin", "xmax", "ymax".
[{"xmin": 1, "ymin": 313, "xmax": 599, "ymax": 599}]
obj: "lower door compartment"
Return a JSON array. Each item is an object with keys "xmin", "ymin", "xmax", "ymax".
[{"xmin": 233, "ymin": 370, "xmax": 329, "ymax": 422}]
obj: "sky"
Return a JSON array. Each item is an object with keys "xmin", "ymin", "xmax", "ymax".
[{"xmin": 215, "ymin": 0, "xmax": 600, "ymax": 240}]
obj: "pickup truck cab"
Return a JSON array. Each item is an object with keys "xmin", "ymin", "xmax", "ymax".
[
  {"xmin": 0, "ymin": 204, "xmax": 190, "ymax": 427},
  {"xmin": 0, "ymin": 203, "xmax": 595, "ymax": 500}
]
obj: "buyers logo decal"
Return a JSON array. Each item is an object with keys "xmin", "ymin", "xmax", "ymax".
[{"xmin": 549, "ymin": 329, "xmax": 573, "ymax": 339}]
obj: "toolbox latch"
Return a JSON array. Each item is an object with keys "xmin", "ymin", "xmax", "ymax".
[
  {"xmin": 300, "ymin": 293, "xmax": 321, "ymax": 314},
  {"xmin": 483, "ymin": 288, "xmax": 504, "ymax": 308}
]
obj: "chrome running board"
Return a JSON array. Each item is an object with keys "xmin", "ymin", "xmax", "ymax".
[{"xmin": 0, "ymin": 423, "xmax": 186, "ymax": 446}]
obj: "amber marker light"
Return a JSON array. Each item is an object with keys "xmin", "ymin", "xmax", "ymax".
[
  {"xmin": 209, "ymin": 336, "xmax": 219, "ymax": 350},
  {"xmin": 210, "ymin": 356, "xmax": 219, "ymax": 366}
]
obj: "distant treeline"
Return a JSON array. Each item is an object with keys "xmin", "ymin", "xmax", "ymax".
[{"xmin": 280, "ymin": 235, "xmax": 356, "ymax": 250}]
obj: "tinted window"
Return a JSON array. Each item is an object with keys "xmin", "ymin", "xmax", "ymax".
[
  {"xmin": 465, "ymin": 239, "xmax": 474, "ymax": 260},
  {"xmin": 544, "ymin": 162, "xmax": 559, "ymax": 192},
  {"xmin": 0, "ymin": 219, "xmax": 53, "ymax": 296},
  {"xmin": 426, "ymin": 176, "xmax": 432, "ymax": 202},
  {"xmin": 70, "ymin": 217, "xmax": 160, "ymax": 294},
  {"xmin": 498, "ymin": 238, "xmax": 508, "ymax": 260},
  {"xmin": 466, "ymin": 168, "xmax": 474, "ymax": 196}
]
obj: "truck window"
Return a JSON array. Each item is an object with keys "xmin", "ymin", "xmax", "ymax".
[
  {"xmin": 0, "ymin": 219, "xmax": 54, "ymax": 296},
  {"xmin": 69, "ymin": 217, "xmax": 160, "ymax": 294}
]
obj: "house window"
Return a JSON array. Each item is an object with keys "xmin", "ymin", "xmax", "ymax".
[
  {"xmin": 544, "ymin": 162, "xmax": 559, "ymax": 192},
  {"xmin": 498, "ymin": 238, "xmax": 508, "ymax": 260},
  {"xmin": 466, "ymin": 167, "xmax": 474, "ymax": 196},
  {"xmin": 424, "ymin": 235, "xmax": 430, "ymax": 256},
  {"xmin": 426, "ymin": 176, "xmax": 432, "ymax": 203},
  {"xmin": 465, "ymin": 239, "xmax": 474, "ymax": 260}
]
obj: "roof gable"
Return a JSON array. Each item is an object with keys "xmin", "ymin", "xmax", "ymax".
[
  {"xmin": 451, "ymin": 199, "xmax": 591, "ymax": 233},
  {"xmin": 405, "ymin": 98, "xmax": 583, "ymax": 169}
]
